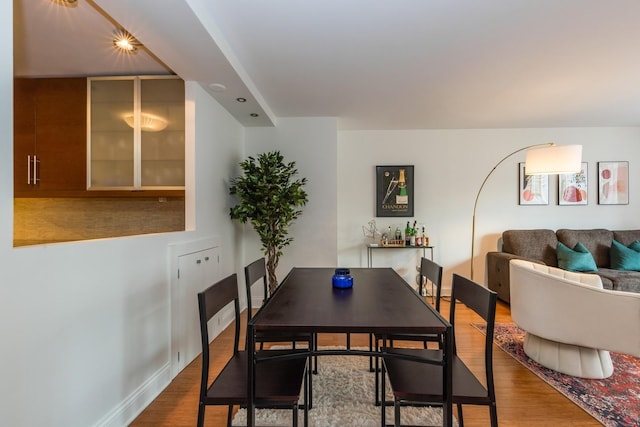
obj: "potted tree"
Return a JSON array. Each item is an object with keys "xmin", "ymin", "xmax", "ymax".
[{"xmin": 229, "ymin": 151, "xmax": 308, "ymax": 295}]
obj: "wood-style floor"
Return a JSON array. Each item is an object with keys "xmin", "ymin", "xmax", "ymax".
[{"xmin": 130, "ymin": 298, "xmax": 601, "ymax": 427}]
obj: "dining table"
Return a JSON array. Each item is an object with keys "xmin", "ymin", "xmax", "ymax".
[{"xmin": 246, "ymin": 267, "xmax": 453, "ymax": 427}]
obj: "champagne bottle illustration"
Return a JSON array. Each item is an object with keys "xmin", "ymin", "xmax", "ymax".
[{"xmin": 396, "ymin": 169, "xmax": 408, "ymax": 204}]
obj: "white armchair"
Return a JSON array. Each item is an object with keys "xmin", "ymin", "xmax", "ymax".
[{"xmin": 509, "ymin": 259, "xmax": 640, "ymax": 379}]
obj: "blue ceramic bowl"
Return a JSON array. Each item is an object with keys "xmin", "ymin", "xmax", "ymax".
[{"xmin": 332, "ymin": 268, "xmax": 353, "ymax": 288}]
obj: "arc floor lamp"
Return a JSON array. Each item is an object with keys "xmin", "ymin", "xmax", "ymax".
[{"xmin": 470, "ymin": 143, "xmax": 582, "ymax": 280}]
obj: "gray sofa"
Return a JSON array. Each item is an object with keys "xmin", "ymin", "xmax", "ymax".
[{"xmin": 487, "ymin": 228, "xmax": 640, "ymax": 303}]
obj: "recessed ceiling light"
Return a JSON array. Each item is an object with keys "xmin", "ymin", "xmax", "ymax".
[
  {"xmin": 236, "ymin": 97, "xmax": 247, "ymax": 103},
  {"xmin": 250, "ymin": 113, "xmax": 259, "ymax": 117},
  {"xmin": 113, "ymin": 28, "xmax": 141, "ymax": 54}
]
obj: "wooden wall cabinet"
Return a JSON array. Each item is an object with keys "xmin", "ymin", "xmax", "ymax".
[{"xmin": 14, "ymin": 78, "xmax": 87, "ymax": 196}]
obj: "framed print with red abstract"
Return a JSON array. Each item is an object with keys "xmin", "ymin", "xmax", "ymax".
[
  {"xmin": 598, "ymin": 161, "xmax": 629, "ymax": 205},
  {"xmin": 519, "ymin": 163, "xmax": 548, "ymax": 205},
  {"xmin": 559, "ymin": 162, "xmax": 588, "ymax": 205}
]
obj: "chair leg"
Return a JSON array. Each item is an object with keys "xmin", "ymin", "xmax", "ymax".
[
  {"xmin": 457, "ymin": 403, "xmax": 464, "ymax": 427},
  {"xmin": 369, "ymin": 333, "xmax": 375, "ymax": 372},
  {"xmin": 197, "ymin": 403, "xmax": 205, "ymax": 427},
  {"xmin": 374, "ymin": 338, "xmax": 381, "ymax": 406},
  {"xmin": 292, "ymin": 404, "xmax": 298, "ymax": 427},
  {"xmin": 490, "ymin": 403, "xmax": 498, "ymax": 427},
  {"xmin": 226, "ymin": 404, "xmax": 233, "ymax": 427},
  {"xmin": 308, "ymin": 355, "xmax": 313, "ymax": 410},
  {"xmin": 381, "ymin": 362, "xmax": 386, "ymax": 427},
  {"xmin": 394, "ymin": 399, "xmax": 401, "ymax": 427},
  {"xmin": 304, "ymin": 364, "xmax": 309, "ymax": 427},
  {"xmin": 312, "ymin": 333, "xmax": 318, "ymax": 375}
]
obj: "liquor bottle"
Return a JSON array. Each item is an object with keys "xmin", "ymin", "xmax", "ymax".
[
  {"xmin": 405, "ymin": 221, "xmax": 411, "ymax": 246},
  {"xmin": 386, "ymin": 226, "xmax": 392, "ymax": 245},
  {"xmin": 422, "ymin": 226, "xmax": 429, "ymax": 246},
  {"xmin": 415, "ymin": 225, "xmax": 422, "ymax": 246}
]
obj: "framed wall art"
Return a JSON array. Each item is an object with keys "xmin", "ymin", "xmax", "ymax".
[
  {"xmin": 559, "ymin": 162, "xmax": 588, "ymax": 205},
  {"xmin": 518, "ymin": 162, "xmax": 548, "ymax": 205},
  {"xmin": 598, "ymin": 161, "xmax": 629, "ymax": 205},
  {"xmin": 376, "ymin": 165, "xmax": 414, "ymax": 217}
]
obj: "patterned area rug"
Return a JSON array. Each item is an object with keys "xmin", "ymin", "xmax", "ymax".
[
  {"xmin": 475, "ymin": 323, "xmax": 640, "ymax": 427},
  {"xmin": 232, "ymin": 348, "xmax": 458, "ymax": 426}
]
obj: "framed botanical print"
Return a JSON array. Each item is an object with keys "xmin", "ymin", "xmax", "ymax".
[
  {"xmin": 376, "ymin": 165, "xmax": 414, "ymax": 217},
  {"xmin": 598, "ymin": 161, "xmax": 629, "ymax": 205},
  {"xmin": 519, "ymin": 163, "xmax": 548, "ymax": 205},
  {"xmin": 559, "ymin": 162, "xmax": 588, "ymax": 205}
]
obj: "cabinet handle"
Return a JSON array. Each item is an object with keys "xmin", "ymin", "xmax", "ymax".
[
  {"xmin": 33, "ymin": 156, "xmax": 39, "ymax": 184},
  {"xmin": 204, "ymin": 257, "xmax": 210, "ymax": 261},
  {"xmin": 27, "ymin": 155, "xmax": 31, "ymax": 184},
  {"xmin": 196, "ymin": 259, "xmax": 201, "ymax": 264}
]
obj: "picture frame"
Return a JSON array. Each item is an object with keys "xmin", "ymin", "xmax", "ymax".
[
  {"xmin": 518, "ymin": 162, "xmax": 549, "ymax": 205},
  {"xmin": 598, "ymin": 161, "xmax": 629, "ymax": 205},
  {"xmin": 558, "ymin": 162, "xmax": 588, "ymax": 205},
  {"xmin": 376, "ymin": 165, "xmax": 414, "ymax": 217}
]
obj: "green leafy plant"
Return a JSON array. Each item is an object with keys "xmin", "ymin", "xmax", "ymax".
[{"xmin": 229, "ymin": 151, "xmax": 308, "ymax": 294}]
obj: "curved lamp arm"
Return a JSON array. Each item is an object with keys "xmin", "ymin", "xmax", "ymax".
[{"xmin": 470, "ymin": 142, "xmax": 553, "ymax": 280}]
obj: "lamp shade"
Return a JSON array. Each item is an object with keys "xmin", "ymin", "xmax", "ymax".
[{"xmin": 524, "ymin": 144, "xmax": 582, "ymax": 175}]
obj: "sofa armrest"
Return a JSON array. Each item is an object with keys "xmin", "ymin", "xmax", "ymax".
[{"xmin": 487, "ymin": 252, "xmax": 544, "ymax": 303}]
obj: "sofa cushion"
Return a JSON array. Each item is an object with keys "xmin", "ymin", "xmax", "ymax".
[
  {"xmin": 503, "ymin": 229, "xmax": 558, "ymax": 266},
  {"xmin": 610, "ymin": 240, "xmax": 640, "ymax": 271},
  {"xmin": 557, "ymin": 242, "xmax": 598, "ymax": 272},
  {"xmin": 596, "ymin": 268, "xmax": 640, "ymax": 292},
  {"xmin": 556, "ymin": 229, "xmax": 613, "ymax": 268},
  {"xmin": 613, "ymin": 230, "xmax": 640, "ymax": 246}
]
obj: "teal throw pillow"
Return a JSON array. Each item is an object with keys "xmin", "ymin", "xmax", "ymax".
[
  {"xmin": 556, "ymin": 241, "xmax": 597, "ymax": 272},
  {"xmin": 610, "ymin": 240, "xmax": 640, "ymax": 271}
]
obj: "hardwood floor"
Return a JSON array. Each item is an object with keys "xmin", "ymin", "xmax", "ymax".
[{"xmin": 130, "ymin": 299, "xmax": 601, "ymax": 427}]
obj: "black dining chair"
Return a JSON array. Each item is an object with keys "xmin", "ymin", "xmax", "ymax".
[
  {"xmin": 244, "ymin": 258, "xmax": 316, "ymax": 406},
  {"xmin": 197, "ymin": 273, "xmax": 308, "ymax": 427},
  {"xmin": 381, "ymin": 273, "xmax": 498, "ymax": 427},
  {"xmin": 374, "ymin": 257, "xmax": 444, "ymax": 405}
]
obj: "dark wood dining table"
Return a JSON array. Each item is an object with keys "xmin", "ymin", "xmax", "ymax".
[{"xmin": 247, "ymin": 267, "xmax": 453, "ymax": 427}]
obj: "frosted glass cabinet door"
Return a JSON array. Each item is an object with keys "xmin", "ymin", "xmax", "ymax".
[
  {"xmin": 89, "ymin": 79, "xmax": 135, "ymax": 188},
  {"xmin": 140, "ymin": 78, "xmax": 185, "ymax": 187},
  {"xmin": 88, "ymin": 76, "xmax": 185, "ymax": 190}
]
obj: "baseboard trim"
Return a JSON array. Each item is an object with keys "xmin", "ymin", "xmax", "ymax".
[{"xmin": 93, "ymin": 362, "xmax": 171, "ymax": 427}]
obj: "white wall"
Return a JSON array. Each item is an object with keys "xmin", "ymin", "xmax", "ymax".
[
  {"xmin": 0, "ymin": 5, "xmax": 244, "ymax": 422},
  {"xmin": 338, "ymin": 128, "xmax": 640, "ymax": 293},
  {"xmin": 243, "ymin": 118, "xmax": 339, "ymax": 285}
]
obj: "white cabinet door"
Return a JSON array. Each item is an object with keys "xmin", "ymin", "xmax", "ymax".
[{"xmin": 172, "ymin": 247, "xmax": 219, "ymax": 376}]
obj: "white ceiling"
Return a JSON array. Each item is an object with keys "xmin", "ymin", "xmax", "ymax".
[{"xmin": 15, "ymin": 0, "xmax": 640, "ymax": 130}]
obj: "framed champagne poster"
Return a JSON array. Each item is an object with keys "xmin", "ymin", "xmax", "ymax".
[{"xmin": 376, "ymin": 165, "xmax": 414, "ymax": 217}]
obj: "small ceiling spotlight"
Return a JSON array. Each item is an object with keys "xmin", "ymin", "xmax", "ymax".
[
  {"xmin": 250, "ymin": 113, "xmax": 259, "ymax": 117},
  {"xmin": 236, "ymin": 97, "xmax": 247, "ymax": 102},
  {"xmin": 113, "ymin": 28, "xmax": 141, "ymax": 54}
]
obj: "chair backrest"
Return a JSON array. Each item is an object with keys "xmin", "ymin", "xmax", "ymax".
[
  {"xmin": 244, "ymin": 258, "xmax": 268, "ymax": 325},
  {"xmin": 198, "ymin": 274, "xmax": 241, "ymax": 394},
  {"xmin": 449, "ymin": 274, "xmax": 498, "ymax": 396},
  {"xmin": 420, "ymin": 257, "xmax": 443, "ymax": 311}
]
